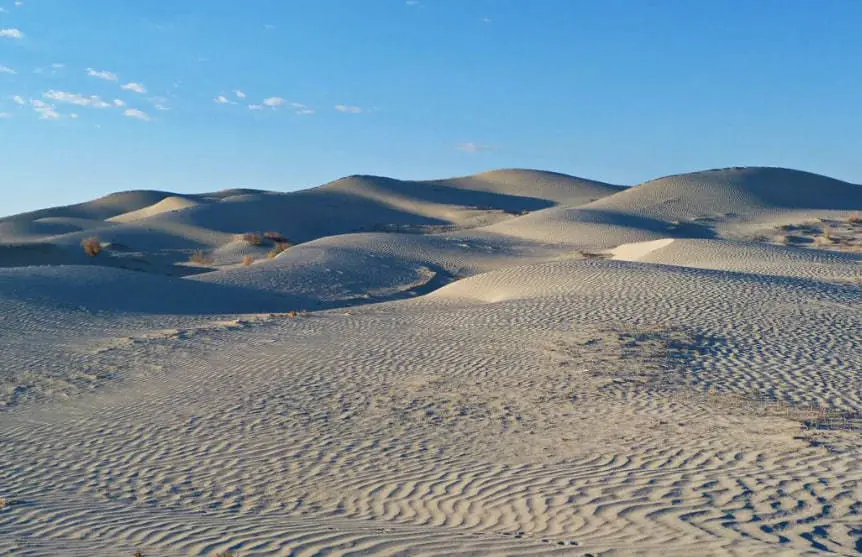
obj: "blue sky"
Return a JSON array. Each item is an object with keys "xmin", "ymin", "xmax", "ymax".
[{"xmin": 1, "ymin": 0, "xmax": 861, "ymax": 216}]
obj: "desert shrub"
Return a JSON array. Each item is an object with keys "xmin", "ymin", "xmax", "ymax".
[
  {"xmin": 189, "ymin": 249, "xmax": 214, "ymax": 265},
  {"xmin": 242, "ymin": 255, "xmax": 254, "ymax": 266},
  {"xmin": 81, "ymin": 236, "xmax": 102, "ymax": 257},
  {"xmin": 263, "ymin": 231, "xmax": 288, "ymax": 243},
  {"xmin": 267, "ymin": 241, "xmax": 291, "ymax": 259},
  {"xmin": 241, "ymin": 232, "xmax": 263, "ymax": 246},
  {"xmin": 814, "ymin": 226, "xmax": 837, "ymax": 245},
  {"xmin": 848, "ymin": 213, "xmax": 862, "ymax": 225}
]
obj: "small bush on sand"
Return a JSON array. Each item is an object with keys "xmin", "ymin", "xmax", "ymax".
[
  {"xmin": 242, "ymin": 255, "xmax": 254, "ymax": 266},
  {"xmin": 189, "ymin": 249, "xmax": 214, "ymax": 265},
  {"xmin": 81, "ymin": 236, "xmax": 102, "ymax": 257},
  {"xmin": 241, "ymin": 232, "xmax": 263, "ymax": 246},
  {"xmin": 263, "ymin": 231, "xmax": 288, "ymax": 243},
  {"xmin": 814, "ymin": 227, "xmax": 837, "ymax": 245},
  {"xmin": 268, "ymin": 241, "xmax": 291, "ymax": 259},
  {"xmin": 848, "ymin": 213, "xmax": 862, "ymax": 225}
]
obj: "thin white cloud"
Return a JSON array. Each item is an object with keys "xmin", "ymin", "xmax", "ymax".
[
  {"xmin": 123, "ymin": 108, "xmax": 150, "ymax": 121},
  {"xmin": 150, "ymin": 96, "xmax": 170, "ymax": 111},
  {"xmin": 31, "ymin": 100, "xmax": 60, "ymax": 120},
  {"xmin": 0, "ymin": 112, "xmax": 11, "ymax": 119},
  {"xmin": 121, "ymin": 82, "xmax": 147, "ymax": 94},
  {"xmin": 0, "ymin": 28, "xmax": 24, "ymax": 39},
  {"xmin": 44, "ymin": 90, "xmax": 112, "ymax": 108},
  {"xmin": 0, "ymin": 65, "xmax": 15, "ymax": 74},
  {"xmin": 234, "ymin": 89, "xmax": 246, "ymax": 99},
  {"xmin": 248, "ymin": 104, "xmax": 263, "ymax": 110},
  {"xmin": 86, "ymin": 68, "xmax": 118, "ymax": 81},
  {"xmin": 51, "ymin": 63, "xmax": 65, "ymax": 69},
  {"xmin": 457, "ymin": 142, "xmax": 497, "ymax": 153},
  {"xmin": 290, "ymin": 102, "xmax": 314, "ymax": 115},
  {"xmin": 69, "ymin": 113, "xmax": 79, "ymax": 119},
  {"xmin": 0, "ymin": 7, "xmax": 7, "ymax": 13},
  {"xmin": 113, "ymin": 99, "xmax": 125, "ymax": 107},
  {"xmin": 214, "ymin": 95, "xmax": 232, "ymax": 104},
  {"xmin": 11, "ymin": 95, "xmax": 25, "ymax": 105},
  {"xmin": 263, "ymin": 96, "xmax": 285, "ymax": 107},
  {"xmin": 482, "ymin": 16, "xmax": 492, "ymax": 23},
  {"xmin": 14, "ymin": 1, "xmax": 23, "ymax": 6},
  {"xmin": 335, "ymin": 104, "xmax": 363, "ymax": 114}
]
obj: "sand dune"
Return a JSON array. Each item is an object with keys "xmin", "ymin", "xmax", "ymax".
[{"xmin": 0, "ymin": 166, "xmax": 860, "ymax": 557}]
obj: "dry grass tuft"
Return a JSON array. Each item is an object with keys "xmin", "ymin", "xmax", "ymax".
[
  {"xmin": 215, "ymin": 552, "xmax": 235, "ymax": 557},
  {"xmin": 848, "ymin": 213, "xmax": 862, "ymax": 225},
  {"xmin": 287, "ymin": 311, "xmax": 298, "ymax": 318},
  {"xmin": 189, "ymin": 249, "xmax": 214, "ymax": 265},
  {"xmin": 81, "ymin": 236, "xmax": 103, "ymax": 257},
  {"xmin": 268, "ymin": 241, "xmax": 291, "ymax": 259},
  {"xmin": 0, "ymin": 496, "xmax": 8, "ymax": 509},
  {"xmin": 242, "ymin": 255, "xmax": 254, "ymax": 266},
  {"xmin": 241, "ymin": 232, "xmax": 263, "ymax": 246}
]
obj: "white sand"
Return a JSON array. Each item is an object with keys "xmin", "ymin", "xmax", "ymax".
[{"xmin": 0, "ymin": 167, "xmax": 860, "ymax": 556}]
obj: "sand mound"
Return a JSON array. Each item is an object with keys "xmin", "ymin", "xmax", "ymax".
[
  {"xmin": 611, "ymin": 238, "xmax": 861, "ymax": 283},
  {"xmin": 432, "ymin": 168, "xmax": 624, "ymax": 205},
  {"xmin": 108, "ymin": 195, "xmax": 203, "ymax": 223},
  {"xmin": 588, "ymin": 166, "xmax": 862, "ymax": 220},
  {"xmin": 0, "ymin": 265, "xmax": 299, "ymax": 314}
]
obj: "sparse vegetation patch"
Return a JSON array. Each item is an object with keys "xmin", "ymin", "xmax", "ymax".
[
  {"xmin": 81, "ymin": 236, "xmax": 103, "ymax": 257},
  {"xmin": 189, "ymin": 249, "xmax": 214, "ymax": 265}
]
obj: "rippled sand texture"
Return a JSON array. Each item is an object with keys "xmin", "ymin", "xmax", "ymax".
[{"xmin": 1, "ymin": 167, "xmax": 860, "ymax": 556}]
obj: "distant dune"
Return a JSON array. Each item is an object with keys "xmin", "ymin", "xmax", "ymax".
[{"xmin": 0, "ymin": 166, "xmax": 860, "ymax": 557}]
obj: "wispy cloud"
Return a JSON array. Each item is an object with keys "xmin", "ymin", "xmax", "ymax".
[
  {"xmin": 290, "ymin": 102, "xmax": 314, "ymax": 115},
  {"xmin": 150, "ymin": 96, "xmax": 169, "ymax": 111},
  {"xmin": 0, "ymin": 65, "xmax": 15, "ymax": 74},
  {"xmin": 457, "ymin": 142, "xmax": 498, "ymax": 153},
  {"xmin": 263, "ymin": 96, "xmax": 285, "ymax": 107},
  {"xmin": 234, "ymin": 89, "xmax": 246, "ymax": 99},
  {"xmin": 0, "ymin": 112, "xmax": 11, "ymax": 119},
  {"xmin": 0, "ymin": 28, "xmax": 24, "ymax": 39},
  {"xmin": 44, "ymin": 90, "xmax": 112, "ymax": 108},
  {"xmin": 113, "ymin": 99, "xmax": 125, "ymax": 107},
  {"xmin": 335, "ymin": 104, "xmax": 363, "ymax": 114},
  {"xmin": 31, "ymin": 99, "xmax": 60, "ymax": 120},
  {"xmin": 123, "ymin": 108, "xmax": 150, "ymax": 121},
  {"xmin": 51, "ymin": 63, "xmax": 65, "ymax": 69},
  {"xmin": 121, "ymin": 82, "xmax": 147, "ymax": 94},
  {"xmin": 11, "ymin": 95, "xmax": 25, "ymax": 105},
  {"xmin": 86, "ymin": 68, "xmax": 118, "ymax": 81},
  {"xmin": 248, "ymin": 104, "xmax": 263, "ymax": 110},
  {"xmin": 214, "ymin": 95, "xmax": 233, "ymax": 104}
]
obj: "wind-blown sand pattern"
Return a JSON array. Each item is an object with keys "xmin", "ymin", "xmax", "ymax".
[{"xmin": 0, "ymin": 167, "xmax": 860, "ymax": 556}]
